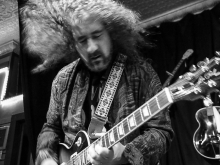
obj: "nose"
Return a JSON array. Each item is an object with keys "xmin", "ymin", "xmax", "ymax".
[{"xmin": 87, "ymin": 39, "xmax": 98, "ymax": 54}]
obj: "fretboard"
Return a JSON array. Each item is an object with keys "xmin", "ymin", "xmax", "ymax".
[{"xmin": 73, "ymin": 88, "xmax": 173, "ymax": 165}]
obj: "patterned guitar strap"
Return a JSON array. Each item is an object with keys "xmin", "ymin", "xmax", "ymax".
[{"xmin": 88, "ymin": 54, "xmax": 127, "ymax": 139}]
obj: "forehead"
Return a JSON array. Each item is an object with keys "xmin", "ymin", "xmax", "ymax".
[{"xmin": 72, "ymin": 18, "xmax": 104, "ymax": 38}]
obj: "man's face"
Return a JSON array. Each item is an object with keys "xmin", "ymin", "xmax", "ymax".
[{"xmin": 73, "ymin": 18, "xmax": 113, "ymax": 72}]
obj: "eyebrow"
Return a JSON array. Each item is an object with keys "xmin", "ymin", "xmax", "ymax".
[
  {"xmin": 91, "ymin": 29, "xmax": 104, "ymax": 35},
  {"xmin": 76, "ymin": 29, "xmax": 104, "ymax": 40}
]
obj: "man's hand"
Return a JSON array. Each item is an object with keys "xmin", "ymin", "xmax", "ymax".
[
  {"xmin": 41, "ymin": 158, "xmax": 67, "ymax": 165},
  {"xmin": 41, "ymin": 158, "xmax": 58, "ymax": 165},
  {"xmin": 88, "ymin": 142, "xmax": 128, "ymax": 165}
]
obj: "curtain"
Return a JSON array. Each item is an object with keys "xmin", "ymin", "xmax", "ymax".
[{"xmin": 141, "ymin": 3, "xmax": 220, "ymax": 165}]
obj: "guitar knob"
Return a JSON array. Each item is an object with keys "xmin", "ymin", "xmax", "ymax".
[
  {"xmin": 183, "ymin": 72, "xmax": 194, "ymax": 80},
  {"xmin": 197, "ymin": 61, "xmax": 209, "ymax": 71},
  {"xmin": 203, "ymin": 97, "xmax": 213, "ymax": 106},
  {"xmin": 204, "ymin": 72, "xmax": 211, "ymax": 79},
  {"xmin": 215, "ymin": 51, "xmax": 220, "ymax": 56},
  {"xmin": 194, "ymin": 87, "xmax": 202, "ymax": 94},
  {"xmin": 207, "ymin": 79, "xmax": 217, "ymax": 87},
  {"xmin": 189, "ymin": 65, "xmax": 197, "ymax": 72},
  {"xmin": 197, "ymin": 61, "xmax": 206, "ymax": 68},
  {"xmin": 204, "ymin": 58, "xmax": 209, "ymax": 64}
]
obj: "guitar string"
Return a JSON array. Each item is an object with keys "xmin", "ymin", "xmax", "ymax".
[
  {"xmin": 63, "ymin": 90, "xmax": 165, "ymax": 165},
  {"xmin": 64, "ymin": 57, "xmax": 218, "ymax": 163}
]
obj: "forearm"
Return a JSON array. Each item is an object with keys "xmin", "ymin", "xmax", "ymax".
[
  {"xmin": 123, "ymin": 128, "xmax": 172, "ymax": 165},
  {"xmin": 35, "ymin": 148, "xmax": 58, "ymax": 165},
  {"xmin": 122, "ymin": 110, "xmax": 173, "ymax": 165},
  {"xmin": 36, "ymin": 123, "xmax": 63, "ymax": 165}
]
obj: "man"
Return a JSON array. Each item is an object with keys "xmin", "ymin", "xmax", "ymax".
[{"xmin": 21, "ymin": 0, "xmax": 174, "ymax": 165}]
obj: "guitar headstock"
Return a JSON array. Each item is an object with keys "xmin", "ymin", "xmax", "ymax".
[
  {"xmin": 169, "ymin": 52, "xmax": 220, "ymax": 102},
  {"xmin": 182, "ymin": 49, "xmax": 193, "ymax": 60}
]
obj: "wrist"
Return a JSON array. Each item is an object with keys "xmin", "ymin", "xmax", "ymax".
[
  {"xmin": 41, "ymin": 158, "xmax": 58, "ymax": 165},
  {"xmin": 118, "ymin": 151, "xmax": 129, "ymax": 164},
  {"xmin": 36, "ymin": 149, "xmax": 58, "ymax": 165},
  {"xmin": 113, "ymin": 144, "xmax": 129, "ymax": 165}
]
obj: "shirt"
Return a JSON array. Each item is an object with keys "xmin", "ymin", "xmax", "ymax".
[{"xmin": 36, "ymin": 54, "xmax": 174, "ymax": 165}]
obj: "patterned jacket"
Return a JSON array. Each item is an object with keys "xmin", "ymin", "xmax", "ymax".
[{"xmin": 36, "ymin": 55, "xmax": 174, "ymax": 165}]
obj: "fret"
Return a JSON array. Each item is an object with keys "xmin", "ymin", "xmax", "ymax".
[
  {"xmin": 86, "ymin": 148, "xmax": 89, "ymax": 164},
  {"xmin": 157, "ymin": 90, "xmax": 170, "ymax": 108},
  {"xmin": 94, "ymin": 139, "xmax": 102, "ymax": 149},
  {"xmin": 78, "ymin": 153, "xmax": 81, "ymax": 165},
  {"xmin": 85, "ymin": 150, "xmax": 87, "ymax": 165},
  {"xmin": 72, "ymin": 89, "xmax": 174, "ymax": 165},
  {"xmin": 80, "ymin": 152, "xmax": 84, "ymax": 165},
  {"xmin": 101, "ymin": 136, "xmax": 106, "ymax": 147},
  {"xmin": 141, "ymin": 104, "xmax": 150, "ymax": 119},
  {"xmin": 123, "ymin": 119, "xmax": 129, "ymax": 134},
  {"xmin": 105, "ymin": 133, "xmax": 110, "ymax": 148},
  {"xmin": 118, "ymin": 123, "xmax": 124, "ymax": 137},
  {"xmin": 82, "ymin": 150, "xmax": 86, "ymax": 165},
  {"xmin": 78, "ymin": 153, "xmax": 82, "ymax": 165},
  {"xmin": 86, "ymin": 150, "xmax": 89, "ymax": 164},
  {"xmin": 76, "ymin": 155, "xmax": 80, "ymax": 165},
  {"xmin": 109, "ymin": 130, "xmax": 115, "ymax": 145},
  {"xmin": 134, "ymin": 109, "xmax": 143, "ymax": 126},
  {"xmin": 128, "ymin": 114, "xmax": 136, "ymax": 130},
  {"xmin": 96, "ymin": 138, "xmax": 101, "ymax": 145},
  {"xmin": 80, "ymin": 156, "xmax": 82, "ymax": 165},
  {"xmin": 71, "ymin": 156, "xmax": 74, "ymax": 165},
  {"xmin": 74, "ymin": 156, "xmax": 77, "ymax": 165},
  {"xmin": 113, "ymin": 126, "xmax": 119, "ymax": 142},
  {"xmin": 149, "ymin": 98, "xmax": 159, "ymax": 114}
]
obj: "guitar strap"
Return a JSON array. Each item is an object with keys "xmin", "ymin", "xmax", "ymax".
[{"xmin": 88, "ymin": 54, "xmax": 127, "ymax": 139}]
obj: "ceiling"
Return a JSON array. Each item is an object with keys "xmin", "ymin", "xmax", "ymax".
[
  {"xmin": 0, "ymin": 0, "xmax": 19, "ymax": 46},
  {"xmin": 0, "ymin": 0, "xmax": 220, "ymax": 48},
  {"xmin": 119, "ymin": 0, "xmax": 220, "ymax": 28}
]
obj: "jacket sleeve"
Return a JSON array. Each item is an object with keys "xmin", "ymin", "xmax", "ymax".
[
  {"xmin": 35, "ymin": 60, "xmax": 80, "ymax": 165},
  {"xmin": 35, "ymin": 73, "xmax": 65, "ymax": 165},
  {"xmin": 123, "ymin": 61, "xmax": 174, "ymax": 165}
]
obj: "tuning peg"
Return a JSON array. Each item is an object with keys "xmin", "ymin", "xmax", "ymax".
[
  {"xmin": 203, "ymin": 96, "xmax": 213, "ymax": 107},
  {"xmin": 183, "ymin": 72, "xmax": 194, "ymax": 80},
  {"xmin": 193, "ymin": 87, "xmax": 202, "ymax": 94},
  {"xmin": 204, "ymin": 72, "xmax": 211, "ymax": 79},
  {"xmin": 197, "ymin": 61, "xmax": 206, "ymax": 68},
  {"xmin": 207, "ymin": 79, "xmax": 217, "ymax": 87},
  {"xmin": 204, "ymin": 58, "xmax": 209, "ymax": 64},
  {"xmin": 189, "ymin": 65, "xmax": 197, "ymax": 72},
  {"xmin": 215, "ymin": 51, "xmax": 220, "ymax": 56},
  {"xmin": 197, "ymin": 61, "xmax": 209, "ymax": 71}
]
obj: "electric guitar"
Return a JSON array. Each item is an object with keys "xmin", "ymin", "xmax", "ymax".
[
  {"xmin": 59, "ymin": 54, "xmax": 220, "ymax": 165},
  {"xmin": 163, "ymin": 49, "xmax": 193, "ymax": 88},
  {"xmin": 193, "ymin": 106, "xmax": 220, "ymax": 159}
]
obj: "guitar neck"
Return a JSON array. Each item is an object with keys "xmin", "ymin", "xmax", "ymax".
[
  {"xmin": 74, "ymin": 88, "xmax": 173, "ymax": 165},
  {"xmin": 163, "ymin": 49, "xmax": 194, "ymax": 88},
  {"xmin": 163, "ymin": 58, "xmax": 184, "ymax": 88}
]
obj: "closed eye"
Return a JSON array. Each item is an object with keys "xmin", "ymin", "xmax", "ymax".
[
  {"xmin": 92, "ymin": 32, "xmax": 102, "ymax": 39},
  {"xmin": 76, "ymin": 36, "xmax": 87, "ymax": 44}
]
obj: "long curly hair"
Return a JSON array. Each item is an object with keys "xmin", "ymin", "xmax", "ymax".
[{"xmin": 20, "ymin": 0, "xmax": 146, "ymax": 73}]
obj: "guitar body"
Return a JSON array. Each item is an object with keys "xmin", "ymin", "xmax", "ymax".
[
  {"xmin": 193, "ymin": 106, "xmax": 220, "ymax": 159},
  {"xmin": 56, "ymin": 54, "xmax": 220, "ymax": 164},
  {"xmin": 59, "ymin": 131, "xmax": 91, "ymax": 164}
]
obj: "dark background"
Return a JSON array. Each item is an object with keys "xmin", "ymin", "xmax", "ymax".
[
  {"xmin": 145, "ymin": 4, "xmax": 220, "ymax": 165},
  {"xmin": 19, "ymin": 2, "xmax": 220, "ymax": 165}
]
